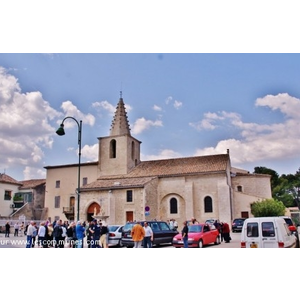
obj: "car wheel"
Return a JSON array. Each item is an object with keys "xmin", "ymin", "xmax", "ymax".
[
  {"xmin": 214, "ymin": 236, "xmax": 220, "ymax": 245},
  {"xmin": 118, "ymin": 239, "xmax": 123, "ymax": 248},
  {"xmin": 198, "ymin": 239, "xmax": 203, "ymax": 248}
]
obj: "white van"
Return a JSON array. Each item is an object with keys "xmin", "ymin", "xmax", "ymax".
[{"xmin": 241, "ymin": 217, "xmax": 297, "ymax": 248}]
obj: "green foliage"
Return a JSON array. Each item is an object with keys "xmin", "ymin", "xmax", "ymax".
[
  {"xmin": 253, "ymin": 166, "xmax": 300, "ymax": 208},
  {"xmin": 251, "ymin": 198, "xmax": 286, "ymax": 217}
]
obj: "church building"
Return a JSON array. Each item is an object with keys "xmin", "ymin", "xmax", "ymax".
[{"xmin": 44, "ymin": 96, "xmax": 272, "ymax": 226}]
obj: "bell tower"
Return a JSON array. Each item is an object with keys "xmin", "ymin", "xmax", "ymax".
[{"xmin": 98, "ymin": 93, "xmax": 141, "ymax": 176}]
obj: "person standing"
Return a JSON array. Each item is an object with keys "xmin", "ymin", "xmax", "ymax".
[
  {"xmin": 99, "ymin": 222, "xmax": 109, "ymax": 248},
  {"xmin": 66, "ymin": 222, "xmax": 76, "ymax": 248},
  {"xmin": 87, "ymin": 220, "xmax": 94, "ymax": 248},
  {"xmin": 46, "ymin": 223, "xmax": 54, "ymax": 247},
  {"xmin": 14, "ymin": 222, "xmax": 20, "ymax": 236},
  {"xmin": 20, "ymin": 222, "xmax": 24, "ymax": 237},
  {"xmin": 25, "ymin": 221, "xmax": 35, "ymax": 248},
  {"xmin": 181, "ymin": 221, "xmax": 189, "ymax": 248},
  {"xmin": 169, "ymin": 219, "xmax": 174, "ymax": 230},
  {"xmin": 213, "ymin": 219, "xmax": 222, "ymax": 242},
  {"xmin": 222, "ymin": 222, "xmax": 231, "ymax": 243},
  {"xmin": 53, "ymin": 220, "xmax": 63, "ymax": 248},
  {"xmin": 173, "ymin": 219, "xmax": 178, "ymax": 231},
  {"xmin": 75, "ymin": 221, "xmax": 86, "ymax": 248},
  {"xmin": 87, "ymin": 220, "xmax": 96, "ymax": 248},
  {"xmin": 5, "ymin": 222, "xmax": 11, "ymax": 237},
  {"xmin": 31, "ymin": 222, "xmax": 38, "ymax": 247},
  {"xmin": 38, "ymin": 222, "xmax": 46, "ymax": 247},
  {"xmin": 24, "ymin": 222, "xmax": 30, "ymax": 236},
  {"xmin": 131, "ymin": 222, "xmax": 145, "ymax": 248},
  {"xmin": 143, "ymin": 222, "xmax": 153, "ymax": 248},
  {"xmin": 93, "ymin": 220, "xmax": 101, "ymax": 248}
]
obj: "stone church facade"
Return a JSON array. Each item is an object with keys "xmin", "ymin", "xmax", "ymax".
[{"xmin": 44, "ymin": 96, "xmax": 272, "ymax": 226}]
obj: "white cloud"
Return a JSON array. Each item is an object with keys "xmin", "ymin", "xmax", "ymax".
[
  {"xmin": 92, "ymin": 100, "xmax": 116, "ymax": 114},
  {"xmin": 153, "ymin": 104, "xmax": 162, "ymax": 111},
  {"xmin": 81, "ymin": 143, "xmax": 98, "ymax": 161},
  {"xmin": 255, "ymin": 93, "xmax": 300, "ymax": 119},
  {"xmin": 131, "ymin": 117, "xmax": 163, "ymax": 135},
  {"xmin": 193, "ymin": 93, "xmax": 300, "ymax": 168},
  {"xmin": 0, "ymin": 67, "xmax": 95, "ymax": 179},
  {"xmin": 60, "ymin": 100, "xmax": 95, "ymax": 127},
  {"xmin": 92, "ymin": 100, "xmax": 132, "ymax": 115},
  {"xmin": 174, "ymin": 100, "xmax": 183, "ymax": 109},
  {"xmin": 165, "ymin": 96, "xmax": 183, "ymax": 109},
  {"xmin": 0, "ymin": 67, "xmax": 63, "ymax": 179},
  {"xmin": 165, "ymin": 96, "xmax": 172, "ymax": 104}
]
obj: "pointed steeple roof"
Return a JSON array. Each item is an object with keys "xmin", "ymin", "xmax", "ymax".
[{"xmin": 110, "ymin": 94, "xmax": 131, "ymax": 136}]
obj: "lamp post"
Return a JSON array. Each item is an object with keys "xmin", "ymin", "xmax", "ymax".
[{"xmin": 56, "ymin": 117, "xmax": 82, "ymax": 221}]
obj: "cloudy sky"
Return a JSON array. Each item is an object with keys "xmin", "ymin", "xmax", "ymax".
[{"xmin": 1, "ymin": 53, "xmax": 300, "ymax": 180}]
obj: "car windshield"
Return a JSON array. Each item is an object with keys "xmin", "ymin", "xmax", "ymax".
[{"xmin": 188, "ymin": 225, "xmax": 203, "ymax": 232}]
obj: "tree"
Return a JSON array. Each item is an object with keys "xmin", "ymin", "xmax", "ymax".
[
  {"xmin": 251, "ymin": 198, "xmax": 286, "ymax": 217},
  {"xmin": 253, "ymin": 166, "xmax": 300, "ymax": 208},
  {"xmin": 272, "ymin": 177, "xmax": 296, "ymax": 207}
]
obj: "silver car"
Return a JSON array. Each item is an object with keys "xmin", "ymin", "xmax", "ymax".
[{"xmin": 108, "ymin": 225, "xmax": 124, "ymax": 247}]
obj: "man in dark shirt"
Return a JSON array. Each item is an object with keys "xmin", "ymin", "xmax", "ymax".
[
  {"xmin": 5, "ymin": 222, "xmax": 10, "ymax": 237},
  {"xmin": 93, "ymin": 220, "xmax": 101, "ymax": 248},
  {"xmin": 181, "ymin": 221, "xmax": 189, "ymax": 248}
]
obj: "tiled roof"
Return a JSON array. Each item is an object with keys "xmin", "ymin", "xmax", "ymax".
[
  {"xmin": 126, "ymin": 154, "xmax": 229, "ymax": 177},
  {"xmin": 0, "ymin": 173, "xmax": 22, "ymax": 185},
  {"xmin": 81, "ymin": 154, "xmax": 229, "ymax": 190},
  {"xmin": 19, "ymin": 179, "xmax": 46, "ymax": 189},
  {"xmin": 81, "ymin": 176, "xmax": 156, "ymax": 190}
]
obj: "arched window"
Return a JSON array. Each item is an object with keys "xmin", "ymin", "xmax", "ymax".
[
  {"xmin": 204, "ymin": 196, "xmax": 213, "ymax": 213},
  {"xmin": 110, "ymin": 139, "xmax": 116, "ymax": 158},
  {"xmin": 170, "ymin": 197, "xmax": 178, "ymax": 214}
]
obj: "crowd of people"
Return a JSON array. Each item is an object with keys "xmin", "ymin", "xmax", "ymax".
[{"xmin": 11, "ymin": 219, "xmax": 111, "ymax": 248}]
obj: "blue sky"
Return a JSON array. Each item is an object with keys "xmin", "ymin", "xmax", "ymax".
[{"xmin": 1, "ymin": 53, "xmax": 300, "ymax": 180}]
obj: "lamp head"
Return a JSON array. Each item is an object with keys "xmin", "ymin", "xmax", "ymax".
[{"xmin": 56, "ymin": 123, "xmax": 65, "ymax": 136}]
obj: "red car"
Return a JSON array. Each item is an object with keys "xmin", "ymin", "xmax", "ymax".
[{"xmin": 172, "ymin": 223, "xmax": 220, "ymax": 248}]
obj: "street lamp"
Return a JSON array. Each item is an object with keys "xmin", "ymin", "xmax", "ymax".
[{"xmin": 56, "ymin": 117, "xmax": 82, "ymax": 221}]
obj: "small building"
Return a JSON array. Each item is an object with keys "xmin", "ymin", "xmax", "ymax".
[
  {"xmin": 0, "ymin": 173, "xmax": 22, "ymax": 217},
  {"xmin": 0, "ymin": 174, "xmax": 46, "ymax": 224}
]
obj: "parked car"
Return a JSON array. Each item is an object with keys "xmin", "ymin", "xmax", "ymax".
[
  {"xmin": 172, "ymin": 223, "xmax": 220, "ymax": 248},
  {"xmin": 108, "ymin": 225, "xmax": 124, "ymax": 247},
  {"xmin": 121, "ymin": 221, "xmax": 178, "ymax": 247},
  {"xmin": 232, "ymin": 218, "xmax": 246, "ymax": 232},
  {"xmin": 205, "ymin": 218, "xmax": 218, "ymax": 225},
  {"xmin": 241, "ymin": 217, "xmax": 297, "ymax": 248}
]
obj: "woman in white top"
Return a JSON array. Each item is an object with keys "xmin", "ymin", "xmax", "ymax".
[
  {"xmin": 38, "ymin": 222, "xmax": 46, "ymax": 247},
  {"xmin": 143, "ymin": 222, "xmax": 153, "ymax": 248}
]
